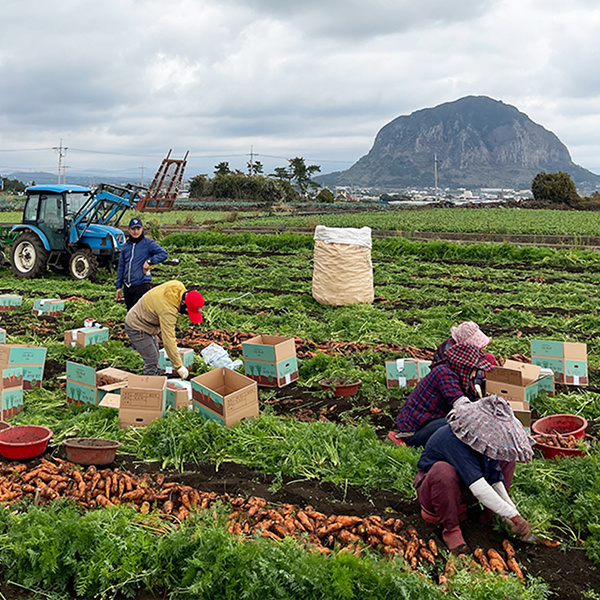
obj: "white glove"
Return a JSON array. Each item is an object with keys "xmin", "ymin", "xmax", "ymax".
[{"xmin": 177, "ymin": 366, "xmax": 189, "ymax": 380}]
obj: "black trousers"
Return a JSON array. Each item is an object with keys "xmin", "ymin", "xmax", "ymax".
[{"xmin": 124, "ymin": 283, "xmax": 152, "ymax": 311}]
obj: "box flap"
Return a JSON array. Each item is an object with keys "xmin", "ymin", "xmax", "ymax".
[
  {"xmin": 98, "ymin": 393, "xmax": 121, "ymax": 408},
  {"xmin": 127, "ymin": 374, "xmax": 167, "ymax": 390}
]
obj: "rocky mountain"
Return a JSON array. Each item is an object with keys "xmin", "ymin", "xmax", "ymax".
[{"xmin": 318, "ymin": 96, "xmax": 600, "ymax": 190}]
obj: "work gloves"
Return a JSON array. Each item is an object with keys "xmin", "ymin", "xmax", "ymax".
[
  {"xmin": 509, "ymin": 515, "xmax": 531, "ymax": 539},
  {"xmin": 177, "ymin": 366, "xmax": 189, "ymax": 380}
]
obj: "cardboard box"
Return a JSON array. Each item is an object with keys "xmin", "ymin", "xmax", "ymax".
[
  {"xmin": 0, "ymin": 328, "xmax": 6, "ymax": 344},
  {"xmin": 242, "ymin": 334, "xmax": 298, "ymax": 387},
  {"xmin": 486, "ymin": 360, "xmax": 554, "ymax": 405},
  {"xmin": 0, "ymin": 344, "xmax": 47, "ymax": 389},
  {"xmin": 166, "ymin": 380, "xmax": 192, "ymax": 410},
  {"xmin": 84, "ymin": 318, "xmax": 101, "ymax": 328},
  {"xmin": 64, "ymin": 327, "xmax": 109, "ymax": 348},
  {"xmin": 530, "ymin": 339, "xmax": 588, "ymax": 385},
  {"xmin": 66, "ymin": 361, "xmax": 130, "ymax": 406},
  {"xmin": 0, "ymin": 366, "xmax": 23, "ymax": 420},
  {"xmin": 191, "ymin": 367, "xmax": 258, "ymax": 427},
  {"xmin": 119, "ymin": 374, "xmax": 167, "ymax": 428},
  {"xmin": 385, "ymin": 358, "xmax": 431, "ymax": 388},
  {"xmin": 32, "ymin": 298, "xmax": 65, "ymax": 317},
  {"xmin": 158, "ymin": 348, "xmax": 194, "ymax": 373},
  {"xmin": 0, "ymin": 295, "xmax": 22, "ymax": 311}
]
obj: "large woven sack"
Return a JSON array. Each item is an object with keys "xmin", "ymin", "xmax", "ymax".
[{"xmin": 311, "ymin": 226, "xmax": 374, "ymax": 306}]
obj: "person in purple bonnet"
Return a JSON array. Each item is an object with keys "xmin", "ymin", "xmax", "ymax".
[
  {"xmin": 391, "ymin": 343, "xmax": 494, "ymax": 447},
  {"xmin": 415, "ymin": 395, "xmax": 534, "ymax": 554}
]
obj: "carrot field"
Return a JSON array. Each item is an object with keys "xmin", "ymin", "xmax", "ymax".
[{"xmin": 0, "ymin": 212, "xmax": 598, "ymax": 599}]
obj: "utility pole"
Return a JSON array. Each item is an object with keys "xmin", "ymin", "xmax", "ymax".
[
  {"xmin": 139, "ymin": 163, "xmax": 145, "ymax": 186},
  {"xmin": 53, "ymin": 140, "xmax": 68, "ymax": 184},
  {"xmin": 248, "ymin": 145, "xmax": 257, "ymax": 176},
  {"xmin": 434, "ymin": 153, "xmax": 438, "ymax": 201}
]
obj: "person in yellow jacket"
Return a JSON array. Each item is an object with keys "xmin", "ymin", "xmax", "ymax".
[{"xmin": 124, "ymin": 280, "xmax": 204, "ymax": 378}]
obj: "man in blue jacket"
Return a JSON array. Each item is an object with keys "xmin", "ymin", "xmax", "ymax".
[{"xmin": 116, "ymin": 218, "xmax": 168, "ymax": 310}]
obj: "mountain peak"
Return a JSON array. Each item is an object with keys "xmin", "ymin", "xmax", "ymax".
[{"xmin": 319, "ymin": 96, "xmax": 599, "ymax": 190}]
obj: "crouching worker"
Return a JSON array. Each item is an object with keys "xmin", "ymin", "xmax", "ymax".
[
  {"xmin": 415, "ymin": 395, "xmax": 533, "ymax": 555},
  {"xmin": 392, "ymin": 344, "xmax": 493, "ymax": 447},
  {"xmin": 125, "ymin": 280, "xmax": 204, "ymax": 378}
]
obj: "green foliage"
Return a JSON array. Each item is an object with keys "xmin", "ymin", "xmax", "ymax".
[
  {"xmin": 0, "ymin": 503, "xmax": 547, "ymax": 600},
  {"xmin": 532, "ymin": 171, "xmax": 580, "ymax": 205}
]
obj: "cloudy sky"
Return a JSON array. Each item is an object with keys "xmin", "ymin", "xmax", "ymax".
[{"xmin": 1, "ymin": 0, "xmax": 600, "ymax": 182}]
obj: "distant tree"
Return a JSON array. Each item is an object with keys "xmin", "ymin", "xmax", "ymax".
[
  {"xmin": 247, "ymin": 160, "xmax": 264, "ymax": 175},
  {"xmin": 288, "ymin": 157, "xmax": 321, "ymax": 196},
  {"xmin": 532, "ymin": 171, "xmax": 580, "ymax": 205},
  {"xmin": 315, "ymin": 188, "xmax": 334, "ymax": 203},
  {"xmin": 1, "ymin": 178, "xmax": 26, "ymax": 193},
  {"xmin": 189, "ymin": 174, "xmax": 210, "ymax": 199},
  {"xmin": 271, "ymin": 167, "xmax": 291, "ymax": 181},
  {"xmin": 214, "ymin": 162, "xmax": 231, "ymax": 176}
]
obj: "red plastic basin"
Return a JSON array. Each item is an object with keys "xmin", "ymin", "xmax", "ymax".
[
  {"xmin": 320, "ymin": 378, "xmax": 362, "ymax": 397},
  {"xmin": 0, "ymin": 425, "xmax": 53, "ymax": 460},
  {"xmin": 532, "ymin": 414, "xmax": 587, "ymax": 438},
  {"xmin": 63, "ymin": 438, "xmax": 121, "ymax": 466}
]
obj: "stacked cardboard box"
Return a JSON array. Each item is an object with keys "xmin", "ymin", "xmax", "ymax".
[
  {"xmin": 166, "ymin": 380, "xmax": 192, "ymax": 410},
  {"xmin": 530, "ymin": 339, "xmax": 588, "ymax": 386},
  {"xmin": 32, "ymin": 298, "xmax": 65, "ymax": 317},
  {"xmin": 191, "ymin": 367, "xmax": 258, "ymax": 427},
  {"xmin": 66, "ymin": 361, "xmax": 129, "ymax": 406},
  {"xmin": 0, "ymin": 366, "xmax": 23, "ymax": 420},
  {"xmin": 385, "ymin": 358, "xmax": 431, "ymax": 388},
  {"xmin": 485, "ymin": 360, "xmax": 555, "ymax": 432},
  {"xmin": 119, "ymin": 374, "xmax": 167, "ymax": 428},
  {"xmin": 0, "ymin": 295, "xmax": 22, "ymax": 311},
  {"xmin": 158, "ymin": 348, "xmax": 194, "ymax": 374},
  {"xmin": 64, "ymin": 327, "xmax": 109, "ymax": 348},
  {"xmin": 0, "ymin": 345, "xmax": 47, "ymax": 389},
  {"xmin": 242, "ymin": 335, "xmax": 298, "ymax": 387}
]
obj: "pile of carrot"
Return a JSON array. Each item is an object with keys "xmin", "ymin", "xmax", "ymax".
[
  {"xmin": 0, "ymin": 458, "xmax": 529, "ymax": 581},
  {"xmin": 533, "ymin": 432, "xmax": 578, "ymax": 448}
]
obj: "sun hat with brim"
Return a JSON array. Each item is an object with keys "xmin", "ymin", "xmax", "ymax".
[
  {"xmin": 451, "ymin": 321, "xmax": 490, "ymax": 349},
  {"xmin": 447, "ymin": 395, "xmax": 534, "ymax": 462},
  {"xmin": 445, "ymin": 343, "xmax": 494, "ymax": 373}
]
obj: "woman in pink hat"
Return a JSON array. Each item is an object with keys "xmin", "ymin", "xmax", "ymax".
[{"xmin": 415, "ymin": 395, "xmax": 534, "ymax": 554}]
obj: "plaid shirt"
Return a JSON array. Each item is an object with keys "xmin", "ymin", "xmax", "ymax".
[{"xmin": 395, "ymin": 364, "xmax": 465, "ymax": 433}]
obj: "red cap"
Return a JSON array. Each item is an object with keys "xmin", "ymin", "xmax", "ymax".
[{"xmin": 185, "ymin": 291, "xmax": 204, "ymax": 323}]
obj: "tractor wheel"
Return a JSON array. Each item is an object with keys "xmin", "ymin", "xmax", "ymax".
[
  {"xmin": 10, "ymin": 232, "xmax": 49, "ymax": 278},
  {"xmin": 69, "ymin": 249, "xmax": 99, "ymax": 281}
]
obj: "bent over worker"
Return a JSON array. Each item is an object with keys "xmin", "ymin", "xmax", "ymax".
[
  {"xmin": 125, "ymin": 280, "xmax": 204, "ymax": 378},
  {"xmin": 415, "ymin": 395, "xmax": 533, "ymax": 555}
]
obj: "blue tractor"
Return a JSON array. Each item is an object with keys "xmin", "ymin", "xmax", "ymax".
[{"xmin": 9, "ymin": 183, "xmax": 142, "ymax": 281}]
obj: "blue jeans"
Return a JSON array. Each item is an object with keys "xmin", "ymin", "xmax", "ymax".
[
  {"xmin": 125, "ymin": 323, "xmax": 160, "ymax": 375},
  {"xmin": 407, "ymin": 417, "xmax": 448, "ymax": 447}
]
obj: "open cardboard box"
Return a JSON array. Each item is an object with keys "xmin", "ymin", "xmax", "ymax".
[
  {"xmin": 0, "ymin": 295, "xmax": 22, "ymax": 311},
  {"xmin": 119, "ymin": 374, "xmax": 167, "ymax": 428},
  {"xmin": 66, "ymin": 361, "xmax": 130, "ymax": 406},
  {"xmin": 486, "ymin": 360, "xmax": 554, "ymax": 404},
  {"xmin": 158, "ymin": 348, "xmax": 194, "ymax": 373},
  {"xmin": 191, "ymin": 367, "xmax": 258, "ymax": 427}
]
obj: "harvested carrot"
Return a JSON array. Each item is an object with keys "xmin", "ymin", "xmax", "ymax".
[
  {"xmin": 428, "ymin": 539, "xmax": 438, "ymax": 557},
  {"xmin": 96, "ymin": 494, "xmax": 113, "ymax": 507},
  {"xmin": 418, "ymin": 547, "xmax": 436, "ymax": 564},
  {"xmin": 489, "ymin": 558, "xmax": 505, "ymax": 573},
  {"xmin": 474, "ymin": 548, "xmax": 491, "ymax": 572},
  {"xmin": 163, "ymin": 500, "xmax": 174, "ymax": 514},
  {"xmin": 487, "ymin": 549, "xmax": 507, "ymax": 570},
  {"xmin": 507, "ymin": 557, "xmax": 524, "ymax": 579},
  {"xmin": 180, "ymin": 492, "xmax": 192, "ymax": 510},
  {"xmin": 502, "ymin": 539, "xmax": 515, "ymax": 558},
  {"xmin": 139, "ymin": 501, "xmax": 151, "ymax": 514},
  {"xmin": 296, "ymin": 511, "xmax": 315, "ymax": 533},
  {"xmin": 335, "ymin": 515, "xmax": 362, "ymax": 528}
]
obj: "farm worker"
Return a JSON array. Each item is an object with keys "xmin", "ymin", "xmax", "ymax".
[
  {"xmin": 125, "ymin": 280, "xmax": 204, "ymax": 378},
  {"xmin": 116, "ymin": 217, "xmax": 168, "ymax": 310},
  {"xmin": 392, "ymin": 344, "xmax": 494, "ymax": 447},
  {"xmin": 414, "ymin": 394, "xmax": 533, "ymax": 555},
  {"xmin": 432, "ymin": 321, "xmax": 497, "ymax": 398}
]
